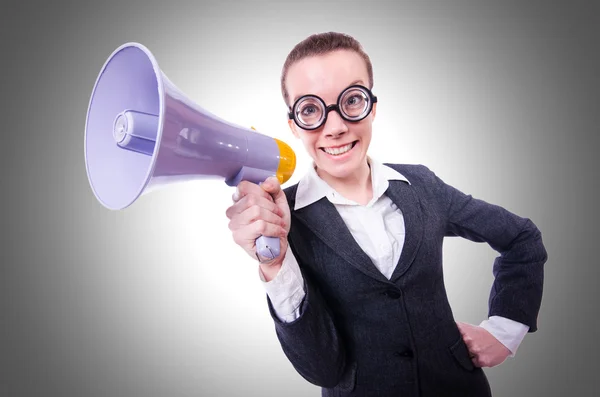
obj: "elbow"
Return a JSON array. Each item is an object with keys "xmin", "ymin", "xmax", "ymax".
[
  {"xmin": 511, "ymin": 218, "xmax": 548, "ymax": 262},
  {"xmin": 529, "ymin": 220, "xmax": 549, "ymax": 263}
]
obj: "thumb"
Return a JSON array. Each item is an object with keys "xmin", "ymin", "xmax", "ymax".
[
  {"xmin": 261, "ymin": 176, "xmax": 288, "ymax": 208},
  {"xmin": 260, "ymin": 176, "xmax": 281, "ymax": 195}
]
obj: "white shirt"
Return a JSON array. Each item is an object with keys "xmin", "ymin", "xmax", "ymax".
[{"xmin": 260, "ymin": 158, "xmax": 529, "ymax": 356}]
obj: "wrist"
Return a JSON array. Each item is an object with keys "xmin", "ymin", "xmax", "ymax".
[{"xmin": 259, "ymin": 260, "xmax": 283, "ymax": 282}]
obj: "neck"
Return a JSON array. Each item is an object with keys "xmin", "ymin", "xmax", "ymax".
[{"xmin": 316, "ymin": 160, "xmax": 373, "ymax": 205}]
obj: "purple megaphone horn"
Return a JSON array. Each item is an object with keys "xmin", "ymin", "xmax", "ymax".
[{"xmin": 84, "ymin": 42, "xmax": 296, "ymax": 260}]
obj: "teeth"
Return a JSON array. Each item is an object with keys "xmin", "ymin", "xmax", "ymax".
[{"xmin": 323, "ymin": 143, "xmax": 353, "ymax": 156}]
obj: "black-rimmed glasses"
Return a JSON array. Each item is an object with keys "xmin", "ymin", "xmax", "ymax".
[{"xmin": 288, "ymin": 85, "xmax": 377, "ymax": 130}]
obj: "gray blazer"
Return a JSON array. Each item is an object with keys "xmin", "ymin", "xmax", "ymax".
[{"xmin": 268, "ymin": 164, "xmax": 547, "ymax": 397}]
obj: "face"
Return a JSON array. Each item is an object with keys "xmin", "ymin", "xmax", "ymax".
[{"xmin": 285, "ymin": 50, "xmax": 376, "ymax": 181}]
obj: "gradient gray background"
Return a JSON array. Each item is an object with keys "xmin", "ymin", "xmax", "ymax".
[{"xmin": 2, "ymin": 1, "xmax": 598, "ymax": 396}]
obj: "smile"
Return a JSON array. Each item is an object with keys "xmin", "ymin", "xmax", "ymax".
[{"xmin": 321, "ymin": 141, "xmax": 357, "ymax": 156}]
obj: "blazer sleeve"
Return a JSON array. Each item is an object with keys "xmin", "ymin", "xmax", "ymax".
[
  {"xmin": 427, "ymin": 166, "xmax": 548, "ymax": 332},
  {"xmin": 265, "ymin": 237, "xmax": 348, "ymax": 389}
]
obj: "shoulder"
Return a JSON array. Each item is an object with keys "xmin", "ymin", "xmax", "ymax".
[
  {"xmin": 383, "ymin": 163, "xmax": 455, "ymax": 205},
  {"xmin": 383, "ymin": 163, "xmax": 440, "ymax": 187}
]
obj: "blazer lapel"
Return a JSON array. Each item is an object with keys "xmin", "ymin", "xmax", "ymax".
[
  {"xmin": 385, "ymin": 179, "xmax": 424, "ymax": 282},
  {"xmin": 288, "ymin": 176, "xmax": 425, "ymax": 284},
  {"xmin": 293, "ymin": 198, "xmax": 391, "ymax": 283}
]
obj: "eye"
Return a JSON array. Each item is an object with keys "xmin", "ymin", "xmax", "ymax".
[
  {"xmin": 301, "ymin": 104, "xmax": 319, "ymax": 116},
  {"xmin": 345, "ymin": 94, "xmax": 365, "ymax": 107}
]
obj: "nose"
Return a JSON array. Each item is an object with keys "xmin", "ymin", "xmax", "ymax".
[{"xmin": 323, "ymin": 109, "xmax": 348, "ymax": 138}]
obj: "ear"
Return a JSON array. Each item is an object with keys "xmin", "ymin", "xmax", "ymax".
[
  {"xmin": 371, "ymin": 102, "xmax": 377, "ymax": 121},
  {"xmin": 288, "ymin": 118, "xmax": 300, "ymax": 139}
]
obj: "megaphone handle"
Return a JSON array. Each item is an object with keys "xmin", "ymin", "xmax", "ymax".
[
  {"xmin": 256, "ymin": 236, "xmax": 280, "ymax": 261},
  {"xmin": 226, "ymin": 166, "xmax": 282, "ymax": 261}
]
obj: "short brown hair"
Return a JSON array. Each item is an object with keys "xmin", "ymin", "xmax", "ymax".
[{"xmin": 280, "ymin": 32, "xmax": 374, "ymax": 106}]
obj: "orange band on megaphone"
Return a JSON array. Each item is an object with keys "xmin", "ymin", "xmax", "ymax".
[{"xmin": 274, "ymin": 138, "xmax": 296, "ymax": 184}]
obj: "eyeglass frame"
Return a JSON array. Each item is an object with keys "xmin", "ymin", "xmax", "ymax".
[{"xmin": 287, "ymin": 84, "xmax": 378, "ymax": 131}]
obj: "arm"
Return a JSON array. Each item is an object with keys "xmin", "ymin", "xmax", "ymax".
[
  {"xmin": 230, "ymin": 178, "xmax": 347, "ymax": 387},
  {"xmin": 479, "ymin": 315, "xmax": 529, "ymax": 356},
  {"xmin": 421, "ymin": 166, "xmax": 547, "ymax": 367},
  {"xmin": 432, "ymin": 167, "xmax": 548, "ymax": 332},
  {"xmin": 263, "ymin": 241, "xmax": 348, "ymax": 388},
  {"xmin": 259, "ymin": 245, "xmax": 305, "ymax": 323}
]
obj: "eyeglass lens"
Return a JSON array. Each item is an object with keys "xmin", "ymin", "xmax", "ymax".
[{"xmin": 293, "ymin": 86, "xmax": 373, "ymax": 129}]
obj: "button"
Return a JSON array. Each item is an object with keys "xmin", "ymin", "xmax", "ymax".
[
  {"xmin": 384, "ymin": 289, "xmax": 402, "ymax": 299},
  {"xmin": 394, "ymin": 349, "xmax": 414, "ymax": 358}
]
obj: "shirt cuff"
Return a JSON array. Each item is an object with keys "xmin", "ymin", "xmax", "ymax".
[
  {"xmin": 479, "ymin": 315, "xmax": 530, "ymax": 357},
  {"xmin": 258, "ymin": 244, "xmax": 306, "ymax": 323}
]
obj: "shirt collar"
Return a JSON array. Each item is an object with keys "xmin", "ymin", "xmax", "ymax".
[{"xmin": 294, "ymin": 157, "xmax": 411, "ymax": 210}]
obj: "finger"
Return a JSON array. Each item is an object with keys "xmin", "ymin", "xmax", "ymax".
[
  {"xmin": 457, "ymin": 326, "xmax": 475, "ymax": 349},
  {"xmin": 226, "ymin": 193, "xmax": 281, "ymax": 219},
  {"xmin": 249, "ymin": 220, "xmax": 287, "ymax": 240},
  {"xmin": 467, "ymin": 345, "xmax": 479, "ymax": 358},
  {"xmin": 229, "ymin": 204, "xmax": 284, "ymax": 230},
  {"xmin": 232, "ymin": 220, "xmax": 286, "ymax": 245},
  {"xmin": 462, "ymin": 333, "xmax": 474, "ymax": 348},
  {"xmin": 234, "ymin": 180, "xmax": 274, "ymax": 203}
]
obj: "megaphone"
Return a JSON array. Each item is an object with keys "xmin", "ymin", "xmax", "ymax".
[{"xmin": 84, "ymin": 42, "xmax": 296, "ymax": 260}]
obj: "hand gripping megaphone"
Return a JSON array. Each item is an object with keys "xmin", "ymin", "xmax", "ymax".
[{"xmin": 84, "ymin": 43, "xmax": 296, "ymax": 260}]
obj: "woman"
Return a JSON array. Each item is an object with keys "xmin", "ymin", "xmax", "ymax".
[{"xmin": 225, "ymin": 32, "xmax": 547, "ymax": 396}]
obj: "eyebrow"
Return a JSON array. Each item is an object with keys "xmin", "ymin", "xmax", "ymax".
[{"xmin": 291, "ymin": 79, "xmax": 366, "ymax": 105}]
